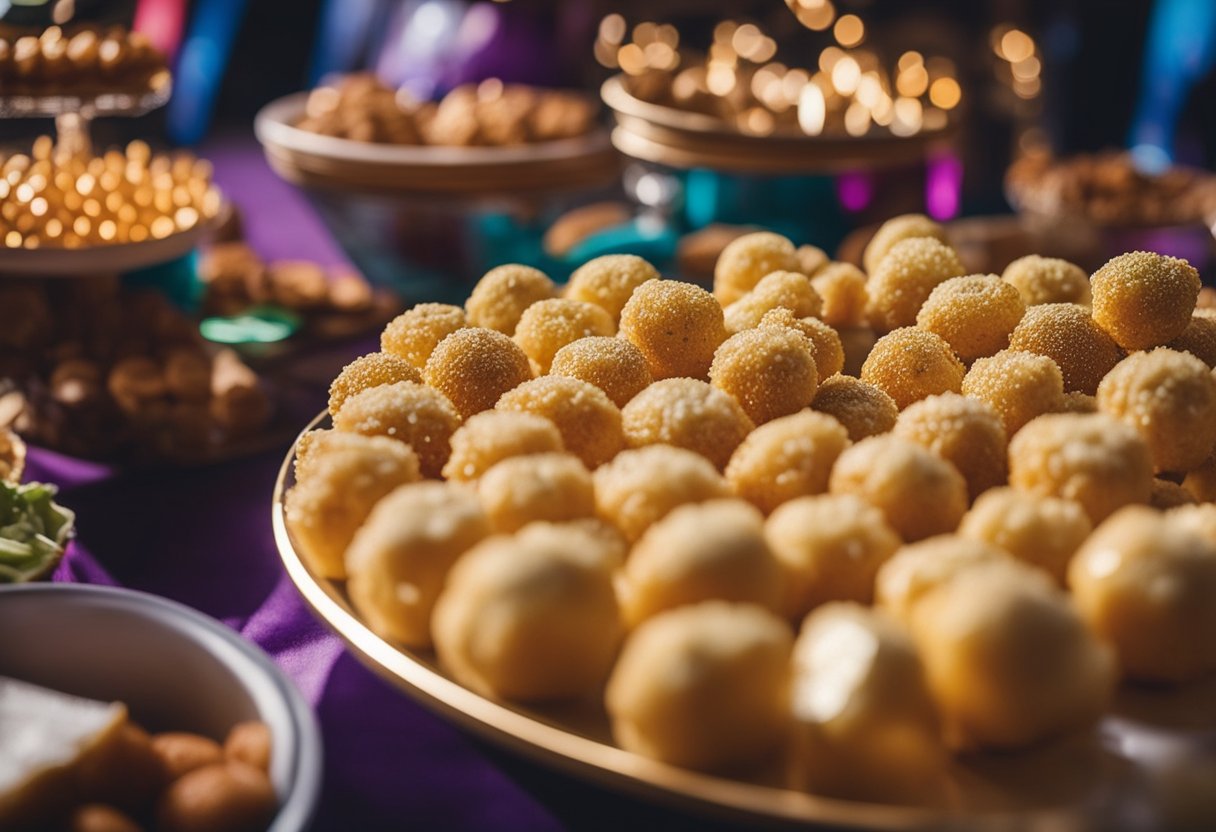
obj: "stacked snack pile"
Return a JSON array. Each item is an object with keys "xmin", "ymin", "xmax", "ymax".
[
  {"xmin": 0, "ymin": 279, "xmax": 271, "ymax": 462},
  {"xmin": 1, "ymin": 137, "xmax": 222, "ymax": 251},
  {"xmin": 284, "ymin": 216, "xmax": 1216, "ymax": 804},
  {"xmin": 0, "ymin": 25, "xmax": 168, "ymax": 96},
  {"xmin": 296, "ymin": 75, "xmax": 598, "ymax": 147}
]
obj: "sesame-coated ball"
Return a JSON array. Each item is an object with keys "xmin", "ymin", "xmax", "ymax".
[
  {"xmin": 759, "ymin": 308, "xmax": 845, "ymax": 380},
  {"xmin": 332, "ymin": 381, "xmax": 461, "ymax": 478},
  {"xmin": 962, "ymin": 350, "xmax": 1064, "ymax": 436},
  {"xmin": 1096, "ymin": 348, "xmax": 1216, "ymax": 472},
  {"xmin": 860, "ymin": 328, "xmax": 965, "ymax": 410},
  {"xmin": 713, "ymin": 231, "xmax": 800, "ymax": 305},
  {"xmin": 796, "ymin": 244, "xmax": 830, "ymax": 277},
  {"xmin": 477, "ymin": 452, "xmax": 595, "ymax": 532},
  {"xmin": 811, "ymin": 262, "xmax": 869, "ymax": 328},
  {"xmin": 496, "ymin": 376, "xmax": 623, "ymax": 468},
  {"xmin": 566, "ymin": 254, "xmax": 660, "ymax": 322},
  {"xmin": 381, "ymin": 303, "xmax": 467, "ymax": 369},
  {"xmin": 442, "ymin": 411, "xmax": 564, "ymax": 481},
  {"xmin": 619, "ymin": 280, "xmax": 727, "ymax": 380},
  {"xmin": 709, "ymin": 327, "xmax": 818, "ymax": 425},
  {"xmin": 423, "ymin": 328, "xmax": 533, "ymax": 419},
  {"xmin": 327, "ymin": 352, "xmax": 422, "ymax": 416},
  {"xmin": 958, "ymin": 487, "xmax": 1091, "ymax": 584},
  {"xmin": 1091, "ymin": 251, "xmax": 1201, "ymax": 351},
  {"xmin": 513, "ymin": 298, "xmax": 614, "ymax": 374},
  {"xmin": 863, "ymin": 214, "xmax": 948, "ymax": 275},
  {"xmin": 465, "ymin": 264, "xmax": 556, "ymax": 335},
  {"xmin": 916, "ymin": 274, "xmax": 1026, "ymax": 363},
  {"xmin": 1167, "ymin": 314, "xmax": 1216, "ymax": 368},
  {"xmin": 621, "ymin": 378, "xmax": 754, "ymax": 469},
  {"xmin": 725, "ymin": 410, "xmax": 850, "ymax": 514},
  {"xmin": 811, "ymin": 374, "xmax": 899, "ymax": 441},
  {"xmin": 829, "ymin": 435, "xmax": 969, "ymax": 542},
  {"xmin": 1008, "ymin": 303, "xmax": 1122, "ymax": 395},
  {"xmin": 619, "ymin": 500, "xmax": 784, "ymax": 627},
  {"xmin": 549, "ymin": 336, "xmax": 653, "ymax": 407},
  {"xmin": 894, "ymin": 393, "xmax": 1008, "ymax": 501},
  {"xmin": 865, "ymin": 237, "xmax": 965, "ymax": 333},
  {"xmin": 875, "ymin": 535, "xmax": 1015, "ymax": 626},
  {"xmin": 1058, "ymin": 391, "xmax": 1098, "ymax": 413},
  {"xmin": 765, "ymin": 494, "xmax": 900, "ymax": 618},
  {"xmin": 593, "ymin": 445, "xmax": 730, "ymax": 542},
  {"xmin": 1002, "ymin": 255, "xmax": 1091, "ymax": 307},
  {"xmin": 1008, "ymin": 413, "xmax": 1153, "ymax": 523},
  {"xmin": 723, "ymin": 271, "xmax": 823, "ymax": 333}
]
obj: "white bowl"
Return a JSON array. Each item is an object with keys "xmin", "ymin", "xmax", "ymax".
[{"xmin": 0, "ymin": 583, "xmax": 322, "ymax": 831}]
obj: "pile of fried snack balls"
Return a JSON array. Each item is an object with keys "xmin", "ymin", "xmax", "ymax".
[{"xmin": 285, "ymin": 213, "xmax": 1216, "ymax": 804}]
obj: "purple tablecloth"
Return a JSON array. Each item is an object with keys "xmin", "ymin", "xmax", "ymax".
[{"xmin": 38, "ymin": 135, "xmax": 733, "ymax": 832}]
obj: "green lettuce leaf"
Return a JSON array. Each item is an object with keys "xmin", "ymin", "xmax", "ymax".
[{"xmin": 0, "ymin": 481, "xmax": 75, "ymax": 583}]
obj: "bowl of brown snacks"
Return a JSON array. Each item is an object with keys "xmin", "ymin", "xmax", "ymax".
[
  {"xmin": 273, "ymin": 222, "xmax": 1216, "ymax": 830},
  {"xmin": 0, "ymin": 583, "xmax": 321, "ymax": 832},
  {"xmin": 255, "ymin": 75, "xmax": 622, "ymax": 295},
  {"xmin": 1005, "ymin": 151, "xmax": 1216, "ymax": 271}
]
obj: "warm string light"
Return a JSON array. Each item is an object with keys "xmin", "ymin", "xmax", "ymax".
[
  {"xmin": 604, "ymin": 14, "xmax": 961, "ymax": 139},
  {"xmin": 0, "ymin": 138, "xmax": 221, "ymax": 250},
  {"xmin": 991, "ymin": 25, "xmax": 1042, "ymax": 100}
]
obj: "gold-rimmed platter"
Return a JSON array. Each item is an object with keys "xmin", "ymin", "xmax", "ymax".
[{"xmin": 272, "ymin": 413, "xmax": 1216, "ymax": 831}]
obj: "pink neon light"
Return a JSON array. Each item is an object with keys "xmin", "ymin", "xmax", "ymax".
[
  {"xmin": 925, "ymin": 151, "xmax": 963, "ymax": 221},
  {"xmin": 133, "ymin": 0, "xmax": 188, "ymax": 62},
  {"xmin": 836, "ymin": 171, "xmax": 874, "ymax": 213}
]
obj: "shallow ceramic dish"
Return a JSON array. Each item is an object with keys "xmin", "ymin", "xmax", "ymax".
[
  {"xmin": 273, "ymin": 414, "xmax": 1216, "ymax": 831},
  {"xmin": 0, "ymin": 583, "xmax": 322, "ymax": 832}
]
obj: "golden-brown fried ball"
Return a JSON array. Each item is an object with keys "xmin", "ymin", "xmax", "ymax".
[
  {"xmin": 619, "ymin": 279, "xmax": 727, "ymax": 380},
  {"xmin": 865, "ymin": 237, "xmax": 965, "ymax": 333},
  {"xmin": 894, "ymin": 393, "xmax": 1007, "ymax": 500},
  {"xmin": 709, "ymin": 327, "xmax": 818, "ymax": 425},
  {"xmin": 862, "ymin": 213, "xmax": 948, "ymax": 275},
  {"xmin": 423, "ymin": 327, "xmax": 533, "ymax": 419},
  {"xmin": 1167, "ymin": 314, "xmax": 1216, "ymax": 368},
  {"xmin": 1169, "ymin": 503, "xmax": 1216, "ymax": 544},
  {"xmin": 549, "ymin": 336, "xmax": 652, "ymax": 407},
  {"xmin": 327, "ymin": 352, "xmax": 422, "ymax": 416},
  {"xmin": 713, "ymin": 231, "xmax": 800, "ymax": 305},
  {"xmin": 811, "ymin": 262, "xmax": 869, "ymax": 328},
  {"xmin": 1097, "ymin": 348, "xmax": 1216, "ymax": 472},
  {"xmin": 860, "ymin": 328, "xmax": 965, "ymax": 410},
  {"xmin": 1091, "ymin": 251, "xmax": 1201, "ymax": 350},
  {"xmin": 962, "ymin": 350, "xmax": 1065, "ymax": 436},
  {"xmin": 1070, "ymin": 506, "xmax": 1216, "ymax": 682},
  {"xmin": 433, "ymin": 522, "xmax": 622, "ymax": 700},
  {"xmin": 916, "ymin": 274, "xmax": 1026, "ymax": 362},
  {"xmin": 465, "ymin": 264, "xmax": 556, "ymax": 335},
  {"xmin": 284, "ymin": 432, "xmax": 421, "ymax": 579},
  {"xmin": 875, "ymin": 535, "xmax": 1014, "ymax": 625},
  {"xmin": 605, "ymin": 601, "xmax": 793, "ymax": 770},
  {"xmin": 619, "ymin": 500, "xmax": 784, "ymax": 627},
  {"xmin": 796, "ymin": 244, "xmax": 829, "ymax": 277},
  {"xmin": 513, "ymin": 298, "xmax": 614, "ymax": 374},
  {"xmin": 1059, "ymin": 391, "xmax": 1098, "ymax": 413},
  {"xmin": 726, "ymin": 411, "xmax": 850, "ymax": 514},
  {"xmin": 760, "ymin": 308, "xmax": 845, "ymax": 380},
  {"xmin": 442, "ymin": 410, "xmax": 564, "ymax": 481},
  {"xmin": 593, "ymin": 445, "xmax": 730, "ymax": 542},
  {"xmin": 811, "ymin": 375, "xmax": 899, "ymax": 441},
  {"xmin": 621, "ymin": 378, "xmax": 754, "ymax": 469},
  {"xmin": 829, "ymin": 435, "xmax": 969, "ymax": 542},
  {"xmin": 1150, "ymin": 478, "xmax": 1195, "ymax": 509},
  {"xmin": 332, "ymin": 381, "xmax": 462, "ymax": 477},
  {"xmin": 381, "ymin": 303, "xmax": 467, "ymax": 369},
  {"xmin": 723, "ymin": 271, "xmax": 823, "ymax": 333},
  {"xmin": 477, "ymin": 452, "xmax": 595, "ymax": 532},
  {"xmin": 1008, "ymin": 413, "xmax": 1153, "ymax": 523},
  {"xmin": 346, "ymin": 482, "xmax": 490, "ymax": 647},
  {"xmin": 566, "ymin": 254, "xmax": 660, "ymax": 322},
  {"xmin": 496, "ymin": 376, "xmax": 623, "ymax": 468},
  {"xmin": 1009, "ymin": 303, "xmax": 1122, "ymax": 395},
  {"xmin": 958, "ymin": 487, "xmax": 1091, "ymax": 583},
  {"xmin": 1001, "ymin": 255, "xmax": 1091, "ymax": 307},
  {"xmin": 766, "ymin": 494, "xmax": 900, "ymax": 619}
]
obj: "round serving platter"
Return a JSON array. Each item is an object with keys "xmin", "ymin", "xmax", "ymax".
[
  {"xmin": 254, "ymin": 93, "xmax": 621, "ymax": 196},
  {"xmin": 272, "ymin": 413, "xmax": 1216, "ymax": 831}
]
